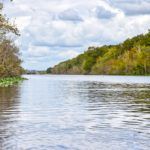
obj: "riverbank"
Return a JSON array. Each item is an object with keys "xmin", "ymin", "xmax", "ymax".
[
  {"xmin": 49, "ymin": 31, "xmax": 150, "ymax": 75},
  {"xmin": 0, "ymin": 77, "xmax": 25, "ymax": 87}
]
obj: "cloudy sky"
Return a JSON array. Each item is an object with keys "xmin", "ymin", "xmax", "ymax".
[{"xmin": 3, "ymin": 0, "xmax": 150, "ymax": 70}]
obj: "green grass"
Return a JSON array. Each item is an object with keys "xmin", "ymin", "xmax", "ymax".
[{"xmin": 0, "ymin": 77, "xmax": 25, "ymax": 87}]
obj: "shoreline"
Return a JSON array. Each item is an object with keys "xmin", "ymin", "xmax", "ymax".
[{"xmin": 24, "ymin": 73, "xmax": 150, "ymax": 76}]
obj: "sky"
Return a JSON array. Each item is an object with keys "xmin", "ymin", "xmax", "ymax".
[{"xmin": 3, "ymin": 0, "xmax": 150, "ymax": 70}]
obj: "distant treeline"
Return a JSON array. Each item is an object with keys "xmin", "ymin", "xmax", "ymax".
[
  {"xmin": 25, "ymin": 70, "xmax": 46, "ymax": 75},
  {"xmin": 47, "ymin": 31, "xmax": 150, "ymax": 75},
  {"xmin": 0, "ymin": 2, "xmax": 23, "ymax": 77}
]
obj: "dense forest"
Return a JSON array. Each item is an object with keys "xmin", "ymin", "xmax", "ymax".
[
  {"xmin": 48, "ymin": 31, "xmax": 150, "ymax": 75},
  {"xmin": 0, "ymin": 1, "xmax": 22, "ymax": 78}
]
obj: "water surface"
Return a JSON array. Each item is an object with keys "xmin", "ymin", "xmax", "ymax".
[{"xmin": 0, "ymin": 75, "xmax": 150, "ymax": 150}]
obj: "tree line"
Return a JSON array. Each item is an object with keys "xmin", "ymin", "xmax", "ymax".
[
  {"xmin": 0, "ymin": 1, "xmax": 22, "ymax": 78},
  {"xmin": 48, "ymin": 30, "xmax": 150, "ymax": 75}
]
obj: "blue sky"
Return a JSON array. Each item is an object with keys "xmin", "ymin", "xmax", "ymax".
[{"xmin": 3, "ymin": 0, "xmax": 150, "ymax": 70}]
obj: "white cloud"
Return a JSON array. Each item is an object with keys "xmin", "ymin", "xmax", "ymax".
[
  {"xmin": 26, "ymin": 45, "xmax": 52, "ymax": 57},
  {"xmin": 94, "ymin": 6, "xmax": 117, "ymax": 19},
  {"xmin": 15, "ymin": 16, "xmax": 31, "ymax": 30},
  {"xmin": 108, "ymin": 0, "xmax": 150, "ymax": 15},
  {"xmin": 3, "ymin": 0, "xmax": 150, "ymax": 70},
  {"xmin": 58, "ymin": 9, "xmax": 83, "ymax": 21},
  {"xmin": 58, "ymin": 50, "xmax": 80, "ymax": 59}
]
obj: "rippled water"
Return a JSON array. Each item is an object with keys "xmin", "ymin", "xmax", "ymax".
[{"xmin": 0, "ymin": 75, "xmax": 150, "ymax": 150}]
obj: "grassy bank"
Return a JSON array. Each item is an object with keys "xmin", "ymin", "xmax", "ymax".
[{"xmin": 0, "ymin": 77, "xmax": 25, "ymax": 87}]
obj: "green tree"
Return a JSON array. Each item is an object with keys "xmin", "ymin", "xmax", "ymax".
[{"xmin": 0, "ymin": 1, "xmax": 22, "ymax": 77}]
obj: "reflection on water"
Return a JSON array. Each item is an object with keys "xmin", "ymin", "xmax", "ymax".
[
  {"xmin": 0, "ymin": 75, "xmax": 150, "ymax": 150},
  {"xmin": 0, "ymin": 86, "xmax": 20, "ymax": 149}
]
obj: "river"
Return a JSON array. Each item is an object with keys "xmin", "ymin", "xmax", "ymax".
[{"xmin": 0, "ymin": 75, "xmax": 150, "ymax": 150}]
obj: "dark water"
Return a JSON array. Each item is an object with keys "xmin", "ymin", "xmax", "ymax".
[{"xmin": 0, "ymin": 75, "xmax": 150, "ymax": 150}]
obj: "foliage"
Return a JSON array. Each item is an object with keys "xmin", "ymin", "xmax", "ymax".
[
  {"xmin": 0, "ymin": 77, "xmax": 25, "ymax": 87},
  {"xmin": 46, "ymin": 67, "xmax": 52, "ymax": 74},
  {"xmin": 49, "ymin": 31, "xmax": 150, "ymax": 75},
  {"xmin": 0, "ymin": 1, "xmax": 23, "ymax": 78}
]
